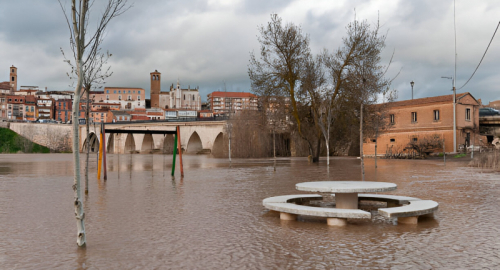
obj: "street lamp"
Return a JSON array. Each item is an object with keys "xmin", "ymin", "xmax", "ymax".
[
  {"xmin": 410, "ymin": 81, "xmax": 414, "ymax": 100},
  {"xmin": 441, "ymin": 76, "xmax": 456, "ymax": 153}
]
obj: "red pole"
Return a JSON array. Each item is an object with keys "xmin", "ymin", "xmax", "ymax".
[
  {"xmin": 103, "ymin": 123, "xmax": 107, "ymax": 181},
  {"xmin": 177, "ymin": 126, "xmax": 184, "ymax": 177}
]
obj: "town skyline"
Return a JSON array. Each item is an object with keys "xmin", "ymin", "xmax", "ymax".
[{"xmin": 0, "ymin": 0, "xmax": 499, "ymax": 103}]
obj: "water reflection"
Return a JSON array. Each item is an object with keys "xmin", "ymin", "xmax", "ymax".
[{"xmin": 0, "ymin": 154, "xmax": 498, "ymax": 268}]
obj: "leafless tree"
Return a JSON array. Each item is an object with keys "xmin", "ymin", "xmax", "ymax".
[
  {"xmin": 249, "ymin": 14, "xmax": 315, "ymax": 158},
  {"xmin": 59, "ymin": 0, "xmax": 129, "ymax": 247},
  {"xmin": 249, "ymin": 14, "xmax": 397, "ymax": 163}
]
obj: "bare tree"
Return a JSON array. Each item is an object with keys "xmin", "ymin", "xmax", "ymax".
[
  {"xmin": 321, "ymin": 18, "xmax": 396, "ymax": 163},
  {"xmin": 249, "ymin": 14, "xmax": 316, "ymax": 158},
  {"xmin": 62, "ymin": 43, "xmax": 113, "ymax": 194},
  {"xmin": 59, "ymin": 0, "xmax": 129, "ymax": 247},
  {"xmin": 250, "ymin": 14, "xmax": 396, "ymax": 163}
]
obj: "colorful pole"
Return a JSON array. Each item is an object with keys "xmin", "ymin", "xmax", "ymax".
[
  {"xmin": 177, "ymin": 126, "xmax": 184, "ymax": 177},
  {"xmin": 171, "ymin": 132, "xmax": 178, "ymax": 177},
  {"xmin": 97, "ymin": 124, "xmax": 103, "ymax": 180},
  {"xmin": 102, "ymin": 123, "xmax": 107, "ymax": 181}
]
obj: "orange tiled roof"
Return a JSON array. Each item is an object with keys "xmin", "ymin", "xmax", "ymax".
[
  {"xmin": 131, "ymin": 115, "xmax": 149, "ymax": 120},
  {"xmin": 385, "ymin": 92, "xmax": 471, "ymax": 108},
  {"xmin": 0, "ymin": 81, "xmax": 11, "ymax": 90}
]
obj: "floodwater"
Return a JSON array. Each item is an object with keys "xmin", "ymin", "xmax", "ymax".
[{"xmin": 0, "ymin": 154, "xmax": 499, "ymax": 269}]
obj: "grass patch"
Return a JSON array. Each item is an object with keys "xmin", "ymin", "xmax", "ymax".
[
  {"xmin": 0, "ymin": 128, "xmax": 50, "ymax": 153},
  {"xmin": 453, "ymin": 153, "xmax": 467, "ymax": 158}
]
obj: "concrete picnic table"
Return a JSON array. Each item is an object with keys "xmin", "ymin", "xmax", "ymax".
[{"xmin": 295, "ymin": 181, "xmax": 397, "ymax": 209}]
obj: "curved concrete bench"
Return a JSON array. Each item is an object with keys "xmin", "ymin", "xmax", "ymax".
[
  {"xmin": 263, "ymin": 194, "xmax": 371, "ymax": 226},
  {"xmin": 378, "ymin": 200, "xmax": 439, "ymax": 224},
  {"xmin": 358, "ymin": 194, "xmax": 421, "ymax": 207}
]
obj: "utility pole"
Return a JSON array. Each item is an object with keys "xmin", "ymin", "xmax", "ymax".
[
  {"xmin": 442, "ymin": 76, "xmax": 456, "ymax": 153},
  {"xmin": 360, "ymin": 103, "xmax": 365, "ymax": 181}
]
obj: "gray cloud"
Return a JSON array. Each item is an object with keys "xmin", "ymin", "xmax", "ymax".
[{"xmin": 0, "ymin": 0, "xmax": 498, "ymax": 103}]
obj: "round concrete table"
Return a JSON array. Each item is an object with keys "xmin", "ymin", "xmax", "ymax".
[{"xmin": 296, "ymin": 181, "xmax": 397, "ymax": 210}]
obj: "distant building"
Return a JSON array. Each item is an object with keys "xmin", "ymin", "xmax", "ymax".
[
  {"xmin": 1, "ymin": 65, "xmax": 17, "ymax": 94},
  {"xmin": 91, "ymin": 87, "xmax": 146, "ymax": 110},
  {"xmin": 207, "ymin": 91, "xmax": 258, "ymax": 116},
  {"xmin": 363, "ymin": 92, "xmax": 483, "ymax": 156},
  {"xmin": 149, "ymin": 70, "xmax": 201, "ymax": 110},
  {"xmin": 107, "ymin": 110, "xmax": 131, "ymax": 122}
]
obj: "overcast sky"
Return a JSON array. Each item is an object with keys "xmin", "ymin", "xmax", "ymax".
[{"xmin": 0, "ymin": 0, "xmax": 498, "ymax": 103}]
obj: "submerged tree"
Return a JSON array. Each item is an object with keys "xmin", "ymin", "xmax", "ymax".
[
  {"xmin": 249, "ymin": 14, "xmax": 397, "ymax": 163},
  {"xmin": 248, "ymin": 14, "xmax": 316, "ymax": 158},
  {"xmin": 59, "ymin": 0, "xmax": 129, "ymax": 247}
]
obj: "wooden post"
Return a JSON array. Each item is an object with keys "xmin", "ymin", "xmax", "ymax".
[
  {"xmin": 177, "ymin": 126, "xmax": 184, "ymax": 177},
  {"xmin": 443, "ymin": 138, "xmax": 446, "ymax": 166},
  {"xmin": 171, "ymin": 132, "xmax": 178, "ymax": 177},
  {"xmin": 102, "ymin": 123, "xmax": 107, "ymax": 181}
]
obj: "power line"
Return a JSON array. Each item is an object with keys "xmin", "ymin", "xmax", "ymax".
[{"xmin": 457, "ymin": 21, "xmax": 500, "ymax": 90}]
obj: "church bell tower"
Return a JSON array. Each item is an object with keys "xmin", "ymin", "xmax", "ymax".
[
  {"xmin": 10, "ymin": 65, "xmax": 17, "ymax": 92},
  {"xmin": 150, "ymin": 70, "xmax": 161, "ymax": 108}
]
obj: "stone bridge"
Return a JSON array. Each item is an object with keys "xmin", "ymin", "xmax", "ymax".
[
  {"xmin": 479, "ymin": 116, "xmax": 500, "ymax": 141},
  {"xmin": 7, "ymin": 121, "xmax": 227, "ymax": 154}
]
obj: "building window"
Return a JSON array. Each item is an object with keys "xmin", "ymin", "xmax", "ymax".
[
  {"xmin": 192, "ymin": 95, "xmax": 195, "ymax": 101},
  {"xmin": 118, "ymin": 95, "xmax": 122, "ymax": 100},
  {"xmin": 183, "ymin": 94, "xmax": 186, "ymax": 100},
  {"xmin": 106, "ymin": 90, "xmax": 109, "ymax": 94},
  {"xmin": 114, "ymin": 90, "xmax": 116, "ymax": 94},
  {"xmin": 390, "ymin": 138, "xmax": 395, "ymax": 142},
  {"xmin": 128, "ymin": 90, "xmax": 131, "ymax": 94},
  {"xmin": 466, "ymin": 108, "xmax": 471, "ymax": 121},
  {"xmin": 413, "ymin": 137, "xmax": 418, "ymax": 142},
  {"xmin": 433, "ymin": 110, "xmax": 440, "ymax": 121},
  {"xmin": 371, "ymin": 139, "xmax": 376, "ymax": 143},
  {"xmin": 106, "ymin": 95, "xmax": 109, "ymax": 100},
  {"xmin": 137, "ymin": 96, "xmax": 141, "ymax": 101},
  {"xmin": 390, "ymin": 114, "xmax": 395, "ymax": 124},
  {"xmin": 118, "ymin": 90, "xmax": 121, "ymax": 94},
  {"xmin": 12, "ymin": 69, "xmax": 14, "ymax": 73},
  {"xmin": 138, "ymin": 91, "xmax": 141, "ymax": 94},
  {"xmin": 411, "ymin": 112, "xmax": 417, "ymax": 123},
  {"xmin": 12, "ymin": 77, "xmax": 15, "ymax": 81}
]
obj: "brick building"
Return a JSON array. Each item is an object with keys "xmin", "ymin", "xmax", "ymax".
[
  {"xmin": 149, "ymin": 70, "xmax": 201, "ymax": 110},
  {"xmin": 91, "ymin": 86, "xmax": 146, "ymax": 110},
  {"xmin": 363, "ymin": 92, "xmax": 482, "ymax": 156}
]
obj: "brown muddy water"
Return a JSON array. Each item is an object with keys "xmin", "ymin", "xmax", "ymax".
[{"xmin": 0, "ymin": 154, "xmax": 499, "ymax": 269}]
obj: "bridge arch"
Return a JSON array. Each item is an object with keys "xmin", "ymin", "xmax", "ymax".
[
  {"xmin": 107, "ymin": 133, "xmax": 115, "ymax": 153},
  {"xmin": 124, "ymin": 133, "xmax": 136, "ymax": 153},
  {"xmin": 163, "ymin": 134, "xmax": 176, "ymax": 154},
  {"xmin": 211, "ymin": 132, "xmax": 225, "ymax": 157},
  {"xmin": 141, "ymin": 134, "xmax": 155, "ymax": 153},
  {"xmin": 83, "ymin": 132, "xmax": 99, "ymax": 153},
  {"xmin": 186, "ymin": 131, "xmax": 203, "ymax": 154}
]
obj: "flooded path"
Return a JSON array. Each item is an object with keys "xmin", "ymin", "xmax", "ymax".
[{"xmin": 0, "ymin": 154, "xmax": 499, "ymax": 269}]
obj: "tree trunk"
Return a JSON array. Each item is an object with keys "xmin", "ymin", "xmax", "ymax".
[
  {"xmin": 72, "ymin": 59, "xmax": 86, "ymax": 247},
  {"xmin": 312, "ymin": 137, "xmax": 321, "ymax": 163},
  {"xmin": 375, "ymin": 142, "xmax": 377, "ymax": 168},
  {"xmin": 326, "ymin": 139, "xmax": 330, "ymax": 166},
  {"xmin": 85, "ymin": 87, "xmax": 90, "ymax": 194}
]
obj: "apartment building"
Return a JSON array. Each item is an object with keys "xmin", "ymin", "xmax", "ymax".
[{"xmin": 207, "ymin": 91, "xmax": 258, "ymax": 115}]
